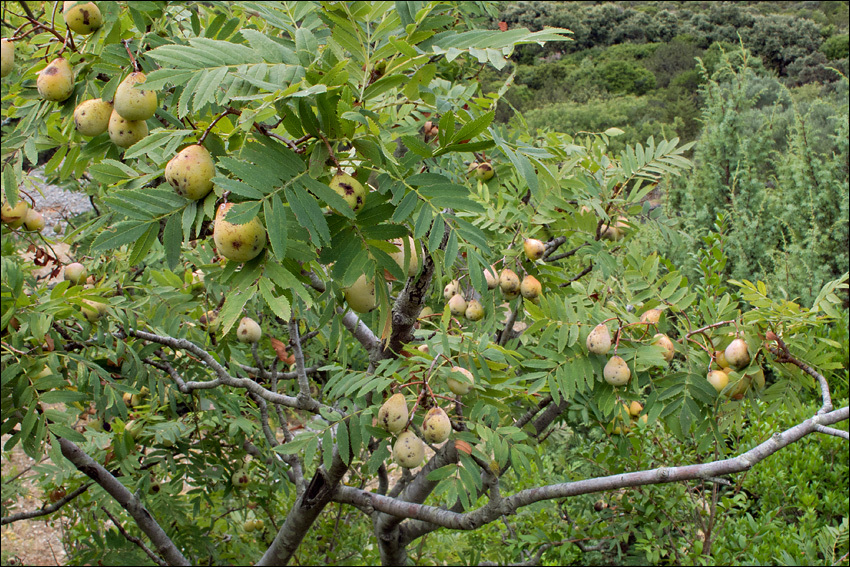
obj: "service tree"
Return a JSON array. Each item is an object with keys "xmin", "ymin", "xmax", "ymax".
[{"xmin": 1, "ymin": 2, "xmax": 847, "ymax": 566}]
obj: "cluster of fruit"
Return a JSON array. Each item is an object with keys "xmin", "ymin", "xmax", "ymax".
[
  {"xmin": 0, "ymin": 199, "xmax": 45, "ymax": 232},
  {"xmin": 378, "ymin": 392, "xmax": 452, "ymax": 469}
]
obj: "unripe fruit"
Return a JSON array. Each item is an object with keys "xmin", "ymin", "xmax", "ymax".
[
  {"xmin": 443, "ymin": 279, "xmax": 460, "ymax": 300},
  {"xmin": 342, "ymin": 274, "xmax": 377, "ymax": 313},
  {"xmin": 640, "ymin": 308, "xmax": 662, "ymax": 325},
  {"xmin": 448, "ymin": 293, "xmax": 467, "ymax": 316},
  {"xmin": 237, "ymin": 317, "xmax": 262, "ymax": 343},
  {"xmin": 64, "ymin": 262, "xmax": 88, "ymax": 285},
  {"xmin": 1, "ymin": 199, "xmax": 29, "ymax": 228},
  {"xmin": 81, "ymin": 298, "xmax": 107, "ymax": 322},
  {"xmin": 165, "ymin": 144, "xmax": 216, "ymax": 200},
  {"xmin": 520, "ymin": 275, "xmax": 542, "ymax": 299},
  {"xmin": 586, "ymin": 324, "xmax": 612, "ymax": 355},
  {"xmin": 393, "ymin": 431, "xmax": 424, "ymax": 468},
  {"xmin": 378, "ymin": 393, "xmax": 408, "ymax": 434},
  {"xmin": 37, "ymin": 57, "xmax": 75, "ymax": 102},
  {"xmin": 114, "ymin": 72, "xmax": 157, "ymax": 121},
  {"xmin": 388, "ymin": 236, "xmax": 419, "ymax": 277},
  {"xmin": 253, "ymin": 519, "xmax": 264, "ymax": 531},
  {"xmin": 74, "ymin": 98, "xmax": 113, "ymax": 137},
  {"xmin": 231, "ymin": 469, "xmax": 250, "ymax": 488},
  {"xmin": 243, "ymin": 519, "xmax": 256, "ymax": 533},
  {"xmin": 713, "ymin": 350, "xmax": 729, "ymax": 369},
  {"xmin": 1, "ymin": 39, "xmax": 14, "ymax": 78},
  {"xmin": 108, "ymin": 109, "xmax": 148, "ymax": 148},
  {"xmin": 629, "ymin": 401, "xmax": 643, "ymax": 417},
  {"xmin": 706, "ymin": 370, "xmax": 729, "ymax": 393},
  {"xmin": 523, "ymin": 238, "xmax": 545, "ymax": 261},
  {"xmin": 603, "ymin": 355, "xmax": 630, "ymax": 386},
  {"xmin": 329, "ymin": 172, "xmax": 366, "ymax": 212},
  {"xmin": 64, "ymin": 2, "xmax": 102, "ymax": 35},
  {"xmin": 213, "ymin": 202, "xmax": 266, "ymax": 263},
  {"xmin": 464, "ymin": 299, "xmax": 484, "ymax": 321},
  {"xmin": 483, "ymin": 265, "xmax": 499, "ymax": 289},
  {"xmin": 474, "ymin": 162, "xmax": 494, "ymax": 181},
  {"xmin": 652, "ymin": 333, "xmax": 675, "ymax": 362},
  {"xmin": 419, "ymin": 306, "xmax": 433, "ymax": 320},
  {"xmin": 23, "ymin": 209, "xmax": 45, "ymax": 231},
  {"xmin": 499, "ymin": 269, "xmax": 520, "ymax": 295},
  {"xmin": 727, "ymin": 374, "xmax": 751, "ymax": 400},
  {"xmin": 447, "ymin": 366, "xmax": 474, "ymax": 396},
  {"xmin": 422, "ymin": 407, "xmax": 451, "ymax": 444},
  {"xmin": 724, "ymin": 338, "xmax": 750, "ymax": 369},
  {"xmin": 748, "ymin": 367, "xmax": 765, "ymax": 390}
]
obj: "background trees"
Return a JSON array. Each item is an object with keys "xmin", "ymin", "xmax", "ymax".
[{"xmin": 1, "ymin": 2, "xmax": 848, "ymax": 566}]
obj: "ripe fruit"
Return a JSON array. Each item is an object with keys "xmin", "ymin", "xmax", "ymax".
[
  {"xmin": 237, "ymin": 317, "xmax": 262, "ymax": 343},
  {"xmin": 474, "ymin": 162, "xmax": 494, "ymax": 181},
  {"xmin": 706, "ymin": 370, "xmax": 729, "ymax": 393},
  {"xmin": 22, "ymin": 209, "xmax": 45, "ymax": 231},
  {"xmin": 165, "ymin": 144, "xmax": 216, "ymax": 200},
  {"xmin": 74, "ymin": 98, "xmax": 113, "ymax": 137},
  {"xmin": 1, "ymin": 199, "xmax": 29, "ymax": 228},
  {"xmin": 652, "ymin": 333, "xmax": 675, "ymax": 362},
  {"xmin": 37, "ymin": 57, "xmax": 75, "ymax": 102},
  {"xmin": 232, "ymin": 469, "xmax": 251, "ymax": 488},
  {"xmin": 419, "ymin": 306, "xmax": 434, "ymax": 320},
  {"xmin": 713, "ymin": 350, "xmax": 729, "ymax": 369},
  {"xmin": 422, "ymin": 407, "xmax": 451, "ymax": 444},
  {"xmin": 483, "ymin": 265, "xmax": 499, "ymax": 289},
  {"xmin": 520, "ymin": 275, "xmax": 542, "ymax": 300},
  {"xmin": 601, "ymin": 219, "xmax": 628, "ymax": 241},
  {"xmin": 48, "ymin": 487, "xmax": 67, "ymax": 503},
  {"xmin": 499, "ymin": 269, "xmax": 520, "ymax": 295},
  {"xmin": 586, "ymin": 324, "xmax": 612, "ymax": 355},
  {"xmin": 378, "ymin": 393, "xmax": 408, "ymax": 434},
  {"xmin": 342, "ymin": 274, "xmax": 377, "ymax": 313},
  {"xmin": 447, "ymin": 366, "xmax": 474, "ymax": 396},
  {"xmin": 724, "ymin": 338, "xmax": 750, "ymax": 369},
  {"xmin": 108, "ymin": 109, "xmax": 148, "ymax": 148},
  {"xmin": 114, "ymin": 72, "xmax": 157, "ymax": 121},
  {"xmin": 329, "ymin": 172, "xmax": 366, "ymax": 213},
  {"xmin": 448, "ymin": 294, "xmax": 467, "ymax": 316},
  {"xmin": 388, "ymin": 236, "xmax": 419, "ymax": 277},
  {"xmin": 64, "ymin": 262, "xmax": 88, "ymax": 285},
  {"xmin": 213, "ymin": 202, "xmax": 267, "ymax": 263},
  {"xmin": 464, "ymin": 299, "xmax": 484, "ymax": 321},
  {"xmin": 523, "ymin": 238, "xmax": 545, "ymax": 261},
  {"xmin": 393, "ymin": 431, "xmax": 424, "ymax": 468},
  {"xmin": 81, "ymin": 298, "xmax": 107, "ymax": 322},
  {"xmin": 603, "ymin": 355, "xmax": 630, "ymax": 386},
  {"xmin": 122, "ymin": 392, "xmax": 134, "ymax": 407},
  {"xmin": 1, "ymin": 39, "xmax": 14, "ymax": 78},
  {"xmin": 640, "ymin": 308, "xmax": 662, "ymax": 325},
  {"xmin": 443, "ymin": 279, "xmax": 460, "ymax": 300},
  {"xmin": 64, "ymin": 2, "xmax": 102, "ymax": 34},
  {"xmin": 629, "ymin": 401, "xmax": 643, "ymax": 417}
]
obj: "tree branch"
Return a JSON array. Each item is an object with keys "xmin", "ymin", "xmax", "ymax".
[
  {"xmin": 100, "ymin": 506, "xmax": 168, "ymax": 567},
  {"xmin": 1, "ymin": 482, "xmax": 91, "ymax": 525}
]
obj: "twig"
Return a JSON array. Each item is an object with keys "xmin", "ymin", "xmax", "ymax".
[
  {"xmin": 1, "ymin": 483, "xmax": 92, "ymax": 525},
  {"xmin": 767, "ymin": 335, "xmax": 833, "ymax": 414},
  {"xmin": 100, "ymin": 507, "xmax": 168, "ymax": 567}
]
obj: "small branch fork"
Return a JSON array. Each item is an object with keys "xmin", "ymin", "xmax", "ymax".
[
  {"xmin": 0, "ymin": 482, "xmax": 92, "ymax": 525},
  {"xmin": 766, "ymin": 334, "xmax": 834, "ymax": 415}
]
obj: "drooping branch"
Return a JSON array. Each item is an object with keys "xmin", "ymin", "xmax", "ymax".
[
  {"xmin": 1, "ymin": 482, "xmax": 91, "ymax": 525},
  {"xmin": 767, "ymin": 335, "xmax": 833, "ymax": 414},
  {"xmin": 100, "ymin": 506, "xmax": 168, "ymax": 567}
]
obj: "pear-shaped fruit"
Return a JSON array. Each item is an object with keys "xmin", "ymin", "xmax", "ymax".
[
  {"xmin": 603, "ymin": 355, "xmax": 630, "ymax": 386},
  {"xmin": 74, "ymin": 98, "xmax": 113, "ymax": 137},
  {"xmin": 422, "ymin": 407, "xmax": 451, "ymax": 444},
  {"xmin": 378, "ymin": 393, "xmax": 408, "ymax": 434},
  {"xmin": 520, "ymin": 275, "xmax": 542, "ymax": 299},
  {"xmin": 64, "ymin": 262, "xmax": 87, "ymax": 285},
  {"xmin": 81, "ymin": 298, "xmax": 107, "ymax": 322},
  {"xmin": 393, "ymin": 431, "xmax": 424, "ymax": 468},
  {"xmin": 483, "ymin": 265, "xmax": 499, "ymax": 289},
  {"xmin": 629, "ymin": 401, "xmax": 643, "ymax": 417},
  {"xmin": 1, "ymin": 39, "xmax": 14, "ymax": 78},
  {"xmin": 1, "ymin": 199, "xmax": 29, "ymax": 228},
  {"xmin": 213, "ymin": 202, "xmax": 266, "ymax": 263},
  {"xmin": 165, "ymin": 144, "xmax": 216, "ymax": 200},
  {"xmin": 727, "ymin": 373, "xmax": 751, "ymax": 400},
  {"xmin": 108, "ymin": 109, "xmax": 148, "ymax": 148},
  {"xmin": 706, "ymin": 370, "xmax": 729, "ymax": 393},
  {"xmin": 713, "ymin": 350, "xmax": 729, "ymax": 369},
  {"xmin": 474, "ymin": 162, "xmax": 494, "ymax": 181},
  {"xmin": 388, "ymin": 236, "xmax": 419, "ymax": 277},
  {"xmin": 342, "ymin": 274, "xmax": 377, "ymax": 313},
  {"xmin": 418, "ymin": 306, "xmax": 434, "ymax": 320},
  {"xmin": 443, "ymin": 279, "xmax": 460, "ymax": 300},
  {"xmin": 499, "ymin": 269, "xmax": 520, "ymax": 295},
  {"xmin": 523, "ymin": 238, "xmax": 545, "ymax": 261},
  {"xmin": 640, "ymin": 308, "xmax": 662, "ymax": 325},
  {"xmin": 724, "ymin": 338, "xmax": 750, "ymax": 369},
  {"xmin": 447, "ymin": 366, "xmax": 474, "ymax": 395},
  {"xmin": 23, "ymin": 209, "xmax": 45, "ymax": 231},
  {"xmin": 586, "ymin": 324, "xmax": 612, "ymax": 355},
  {"xmin": 37, "ymin": 57, "xmax": 75, "ymax": 102},
  {"xmin": 64, "ymin": 2, "xmax": 102, "ymax": 34},
  {"xmin": 237, "ymin": 317, "xmax": 262, "ymax": 343},
  {"xmin": 448, "ymin": 294, "xmax": 467, "ymax": 316},
  {"xmin": 114, "ymin": 72, "xmax": 157, "ymax": 121},
  {"xmin": 231, "ymin": 468, "xmax": 250, "ymax": 488},
  {"xmin": 465, "ymin": 299, "xmax": 484, "ymax": 321},
  {"xmin": 652, "ymin": 333, "xmax": 675, "ymax": 362},
  {"xmin": 329, "ymin": 172, "xmax": 366, "ymax": 212}
]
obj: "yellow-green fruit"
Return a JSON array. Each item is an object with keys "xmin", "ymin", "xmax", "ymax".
[
  {"xmin": 474, "ymin": 162, "xmax": 494, "ymax": 181},
  {"xmin": 81, "ymin": 298, "xmax": 107, "ymax": 322},
  {"xmin": 727, "ymin": 374, "xmax": 751, "ymax": 400},
  {"xmin": 706, "ymin": 370, "xmax": 729, "ymax": 393},
  {"xmin": 748, "ymin": 367, "xmax": 765, "ymax": 390},
  {"xmin": 213, "ymin": 202, "xmax": 266, "ymax": 263},
  {"xmin": 74, "ymin": 98, "xmax": 113, "ymax": 137},
  {"xmin": 114, "ymin": 72, "xmax": 157, "ymax": 121},
  {"xmin": 253, "ymin": 519, "xmax": 264, "ymax": 531},
  {"xmin": 419, "ymin": 306, "xmax": 434, "ymax": 320},
  {"xmin": 37, "ymin": 57, "xmax": 75, "ymax": 102},
  {"xmin": 388, "ymin": 236, "xmax": 419, "ymax": 277},
  {"xmin": 483, "ymin": 265, "xmax": 499, "ymax": 289},
  {"xmin": 725, "ymin": 338, "xmax": 750, "ymax": 369},
  {"xmin": 378, "ymin": 393, "xmax": 408, "ymax": 434},
  {"xmin": 393, "ymin": 431, "xmax": 424, "ymax": 468},
  {"xmin": 108, "ymin": 109, "xmax": 148, "ymax": 148},
  {"xmin": 652, "ymin": 333, "xmax": 675, "ymax": 362},
  {"xmin": 1, "ymin": 39, "xmax": 14, "ymax": 78},
  {"xmin": 586, "ymin": 324, "xmax": 612, "ymax": 355},
  {"xmin": 422, "ymin": 407, "xmax": 451, "ymax": 444},
  {"xmin": 465, "ymin": 299, "xmax": 484, "ymax": 321},
  {"xmin": 231, "ymin": 469, "xmax": 250, "ymax": 488},
  {"xmin": 448, "ymin": 294, "xmax": 467, "ymax": 316},
  {"xmin": 237, "ymin": 317, "xmax": 262, "ymax": 343},
  {"xmin": 122, "ymin": 392, "xmax": 133, "ymax": 407},
  {"xmin": 520, "ymin": 275, "xmax": 542, "ymax": 299},
  {"xmin": 23, "ymin": 209, "xmax": 45, "ymax": 232},
  {"xmin": 499, "ymin": 269, "xmax": 520, "ymax": 295},
  {"xmin": 342, "ymin": 274, "xmax": 377, "ymax": 313},
  {"xmin": 64, "ymin": 2, "xmax": 102, "ymax": 35},
  {"xmin": 713, "ymin": 350, "xmax": 729, "ymax": 369},
  {"xmin": 64, "ymin": 262, "xmax": 87, "ymax": 285},
  {"xmin": 243, "ymin": 519, "xmax": 256, "ymax": 533},
  {"xmin": 443, "ymin": 279, "xmax": 460, "ymax": 300},
  {"xmin": 523, "ymin": 238, "xmax": 545, "ymax": 261},
  {"xmin": 329, "ymin": 172, "xmax": 367, "ymax": 212},
  {"xmin": 165, "ymin": 144, "xmax": 216, "ymax": 200},
  {"xmin": 603, "ymin": 355, "xmax": 630, "ymax": 386},
  {"xmin": 447, "ymin": 366, "xmax": 474, "ymax": 396},
  {"xmin": 1, "ymin": 199, "xmax": 29, "ymax": 228},
  {"xmin": 629, "ymin": 401, "xmax": 643, "ymax": 417},
  {"xmin": 640, "ymin": 308, "xmax": 662, "ymax": 325}
]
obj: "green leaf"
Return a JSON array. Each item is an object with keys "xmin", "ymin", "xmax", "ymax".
[
  {"xmin": 452, "ymin": 111, "xmax": 495, "ymax": 145},
  {"xmin": 92, "ymin": 221, "xmax": 155, "ymax": 252},
  {"xmin": 401, "ymin": 135, "xmax": 433, "ymax": 158},
  {"xmin": 263, "ymin": 195, "xmax": 289, "ymax": 261},
  {"xmin": 259, "ymin": 278, "xmax": 292, "ymax": 320},
  {"xmin": 218, "ymin": 286, "xmax": 255, "ymax": 336},
  {"xmin": 162, "ymin": 213, "xmax": 183, "ymax": 270}
]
